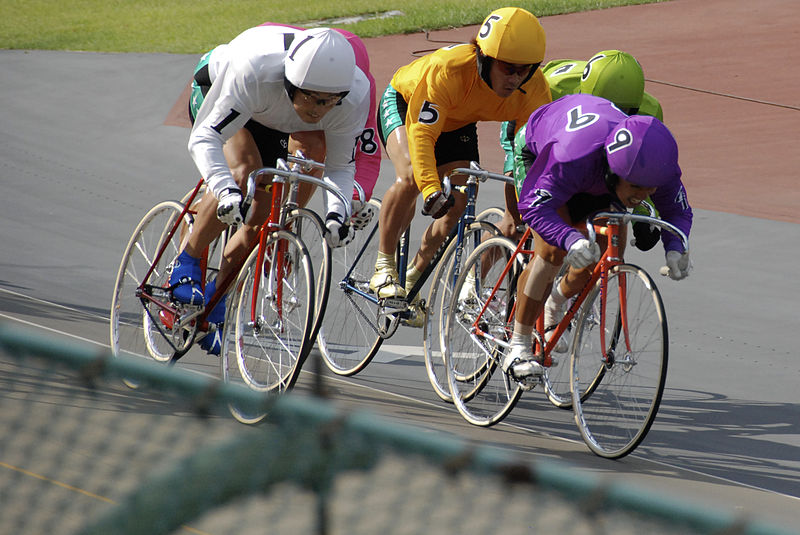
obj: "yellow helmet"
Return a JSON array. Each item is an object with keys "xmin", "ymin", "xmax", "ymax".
[{"xmin": 476, "ymin": 7, "xmax": 546, "ymax": 65}]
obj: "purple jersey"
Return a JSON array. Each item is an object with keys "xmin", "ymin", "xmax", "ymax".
[{"xmin": 517, "ymin": 94, "xmax": 692, "ymax": 252}]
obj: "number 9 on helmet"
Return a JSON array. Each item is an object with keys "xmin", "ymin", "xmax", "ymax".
[{"xmin": 605, "ymin": 115, "xmax": 681, "ymax": 188}]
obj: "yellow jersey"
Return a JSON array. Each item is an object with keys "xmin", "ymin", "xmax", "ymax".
[{"xmin": 390, "ymin": 43, "xmax": 552, "ymax": 198}]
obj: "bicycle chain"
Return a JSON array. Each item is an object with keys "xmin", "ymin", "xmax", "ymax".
[{"xmin": 344, "ymin": 289, "xmax": 381, "ymax": 336}]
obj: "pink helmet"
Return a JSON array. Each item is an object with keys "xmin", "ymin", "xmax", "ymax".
[{"xmin": 605, "ymin": 115, "xmax": 680, "ymax": 187}]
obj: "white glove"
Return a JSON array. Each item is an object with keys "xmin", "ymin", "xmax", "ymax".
[
  {"xmin": 325, "ymin": 213, "xmax": 354, "ymax": 248},
  {"xmin": 216, "ymin": 187, "xmax": 243, "ymax": 226},
  {"xmin": 565, "ymin": 239, "xmax": 601, "ymax": 269},
  {"xmin": 350, "ymin": 202, "xmax": 375, "ymax": 231},
  {"xmin": 664, "ymin": 250, "xmax": 691, "ymax": 280}
]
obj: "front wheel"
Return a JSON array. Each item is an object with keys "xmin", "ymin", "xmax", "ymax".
[
  {"xmin": 229, "ymin": 230, "xmax": 315, "ymax": 395},
  {"xmin": 316, "ymin": 199, "xmax": 383, "ymax": 376},
  {"xmin": 423, "ymin": 220, "xmax": 500, "ymax": 402},
  {"xmin": 571, "ymin": 263, "xmax": 668, "ymax": 459}
]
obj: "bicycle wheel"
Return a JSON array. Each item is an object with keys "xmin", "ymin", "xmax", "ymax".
[
  {"xmin": 443, "ymin": 236, "xmax": 524, "ymax": 426},
  {"xmin": 231, "ymin": 230, "xmax": 315, "ymax": 393},
  {"xmin": 110, "ymin": 200, "xmax": 195, "ymax": 367},
  {"xmin": 286, "ymin": 208, "xmax": 331, "ymax": 343},
  {"xmin": 571, "ymin": 263, "xmax": 668, "ymax": 459},
  {"xmin": 424, "ymin": 220, "xmax": 500, "ymax": 402},
  {"xmin": 475, "ymin": 206, "xmax": 505, "ymax": 227},
  {"xmin": 540, "ymin": 263, "xmax": 577, "ymax": 409},
  {"xmin": 316, "ymin": 199, "xmax": 383, "ymax": 375}
]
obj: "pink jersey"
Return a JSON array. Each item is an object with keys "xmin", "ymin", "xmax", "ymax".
[{"xmin": 260, "ymin": 23, "xmax": 380, "ymax": 200}]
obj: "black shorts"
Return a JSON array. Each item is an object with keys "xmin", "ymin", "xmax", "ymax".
[
  {"xmin": 377, "ymin": 84, "xmax": 480, "ymax": 166},
  {"xmin": 565, "ymin": 193, "xmax": 617, "ymax": 225}
]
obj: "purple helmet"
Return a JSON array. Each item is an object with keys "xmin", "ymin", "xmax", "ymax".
[{"xmin": 605, "ymin": 115, "xmax": 680, "ymax": 188}]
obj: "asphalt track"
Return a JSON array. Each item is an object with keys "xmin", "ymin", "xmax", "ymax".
[{"xmin": 1, "ymin": 0, "xmax": 799, "ymax": 531}]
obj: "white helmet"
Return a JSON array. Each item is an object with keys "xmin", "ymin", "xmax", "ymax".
[{"xmin": 285, "ymin": 28, "xmax": 355, "ymax": 93}]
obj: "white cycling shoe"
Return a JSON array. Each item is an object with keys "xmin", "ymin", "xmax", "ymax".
[{"xmin": 502, "ymin": 344, "xmax": 544, "ymax": 390}]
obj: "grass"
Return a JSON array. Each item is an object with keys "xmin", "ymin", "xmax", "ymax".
[{"xmin": 1, "ymin": 0, "xmax": 666, "ymax": 53}]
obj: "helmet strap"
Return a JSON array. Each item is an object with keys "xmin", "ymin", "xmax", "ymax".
[
  {"xmin": 604, "ymin": 167, "xmax": 620, "ymax": 194},
  {"xmin": 283, "ymin": 76, "xmax": 297, "ymax": 100},
  {"xmin": 476, "ymin": 47, "xmax": 494, "ymax": 89}
]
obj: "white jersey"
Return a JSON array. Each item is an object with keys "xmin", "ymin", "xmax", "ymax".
[{"xmin": 188, "ymin": 25, "xmax": 370, "ymax": 218}]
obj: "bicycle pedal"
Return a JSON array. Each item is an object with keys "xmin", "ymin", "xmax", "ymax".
[
  {"xmin": 518, "ymin": 375, "xmax": 542, "ymax": 392},
  {"xmin": 159, "ymin": 309, "xmax": 175, "ymax": 330},
  {"xmin": 380, "ymin": 298, "xmax": 408, "ymax": 310}
]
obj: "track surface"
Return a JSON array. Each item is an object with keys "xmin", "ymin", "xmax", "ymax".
[{"xmin": 1, "ymin": 0, "xmax": 799, "ymax": 530}]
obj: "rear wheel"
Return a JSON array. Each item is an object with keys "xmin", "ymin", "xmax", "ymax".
[
  {"xmin": 443, "ymin": 236, "xmax": 524, "ymax": 426},
  {"xmin": 571, "ymin": 263, "xmax": 668, "ymax": 459},
  {"xmin": 316, "ymin": 200, "xmax": 383, "ymax": 376},
  {"xmin": 475, "ymin": 207, "xmax": 505, "ymax": 227},
  {"xmin": 110, "ymin": 201, "xmax": 195, "ymax": 369},
  {"xmin": 286, "ymin": 208, "xmax": 330, "ymax": 344}
]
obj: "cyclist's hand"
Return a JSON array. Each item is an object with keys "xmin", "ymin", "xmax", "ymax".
[
  {"xmin": 350, "ymin": 201, "xmax": 375, "ymax": 231},
  {"xmin": 565, "ymin": 239, "xmax": 601, "ymax": 269},
  {"xmin": 664, "ymin": 250, "xmax": 691, "ymax": 280},
  {"xmin": 421, "ymin": 189, "xmax": 455, "ymax": 219},
  {"xmin": 216, "ymin": 187, "xmax": 243, "ymax": 225},
  {"xmin": 325, "ymin": 213, "xmax": 354, "ymax": 248},
  {"xmin": 632, "ymin": 221, "xmax": 661, "ymax": 251}
]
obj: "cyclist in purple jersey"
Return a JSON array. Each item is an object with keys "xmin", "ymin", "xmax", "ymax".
[{"xmin": 506, "ymin": 94, "xmax": 692, "ymax": 380}]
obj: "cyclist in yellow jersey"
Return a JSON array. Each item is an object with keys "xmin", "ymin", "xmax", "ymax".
[{"xmin": 370, "ymin": 7, "xmax": 552, "ymax": 315}]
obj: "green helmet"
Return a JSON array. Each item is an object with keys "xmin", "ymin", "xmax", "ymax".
[{"xmin": 579, "ymin": 50, "xmax": 645, "ymax": 111}]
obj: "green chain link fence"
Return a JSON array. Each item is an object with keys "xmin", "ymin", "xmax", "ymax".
[{"xmin": 0, "ymin": 321, "xmax": 795, "ymax": 535}]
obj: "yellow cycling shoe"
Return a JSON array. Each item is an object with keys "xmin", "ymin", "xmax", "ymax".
[{"xmin": 369, "ymin": 267, "xmax": 407, "ymax": 299}]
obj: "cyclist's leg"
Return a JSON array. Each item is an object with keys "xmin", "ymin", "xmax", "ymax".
[
  {"xmin": 370, "ymin": 124, "xmax": 417, "ymax": 298},
  {"xmin": 498, "ymin": 181, "xmax": 525, "ymax": 241},
  {"xmin": 409, "ymin": 122, "xmax": 479, "ymax": 277},
  {"xmin": 209, "ymin": 124, "xmax": 292, "ymax": 283},
  {"xmin": 410, "ymin": 160, "xmax": 469, "ymax": 272}
]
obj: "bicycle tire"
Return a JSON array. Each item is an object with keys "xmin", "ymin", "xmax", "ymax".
[
  {"xmin": 475, "ymin": 206, "xmax": 505, "ymax": 226},
  {"xmin": 443, "ymin": 235, "xmax": 524, "ymax": 426},
  {"xmin": 231, "ymin": 230, "xmax": 315, "ymax": 393},
  {"xmin": 316, "ymin": 199, "xmax": 384, "ymax": 376},
  {"xmin": 110, "ymin": 200, "xmax": 196, "ymax": 375},
  {"xmin": 423, "ymin": 220, "xmax": 500, "ymax": 402},
  {"xmin": 286, "ymin": 208, "xmax": 331, "ymax": 344},
  {"xmin": 571, "ymin": 263, "xmax": 668, "ymax": 459}
]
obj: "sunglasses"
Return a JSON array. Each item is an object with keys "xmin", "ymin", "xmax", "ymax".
[
  {"xmin": 297, "ymin": 88, "xmax": 347, "ymax": 107},
  {"xmin": 495, "ymin": 60, "xmax": 540, "ymax": 77}
]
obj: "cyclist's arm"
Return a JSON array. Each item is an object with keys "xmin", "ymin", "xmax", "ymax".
[
  {"xmin": 188, "ymin": 62, "xmax": 257, "ymax": 198},
  {"xmin": 650, "ymin": 180, "xmax": 693, "ymax": 252}
]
